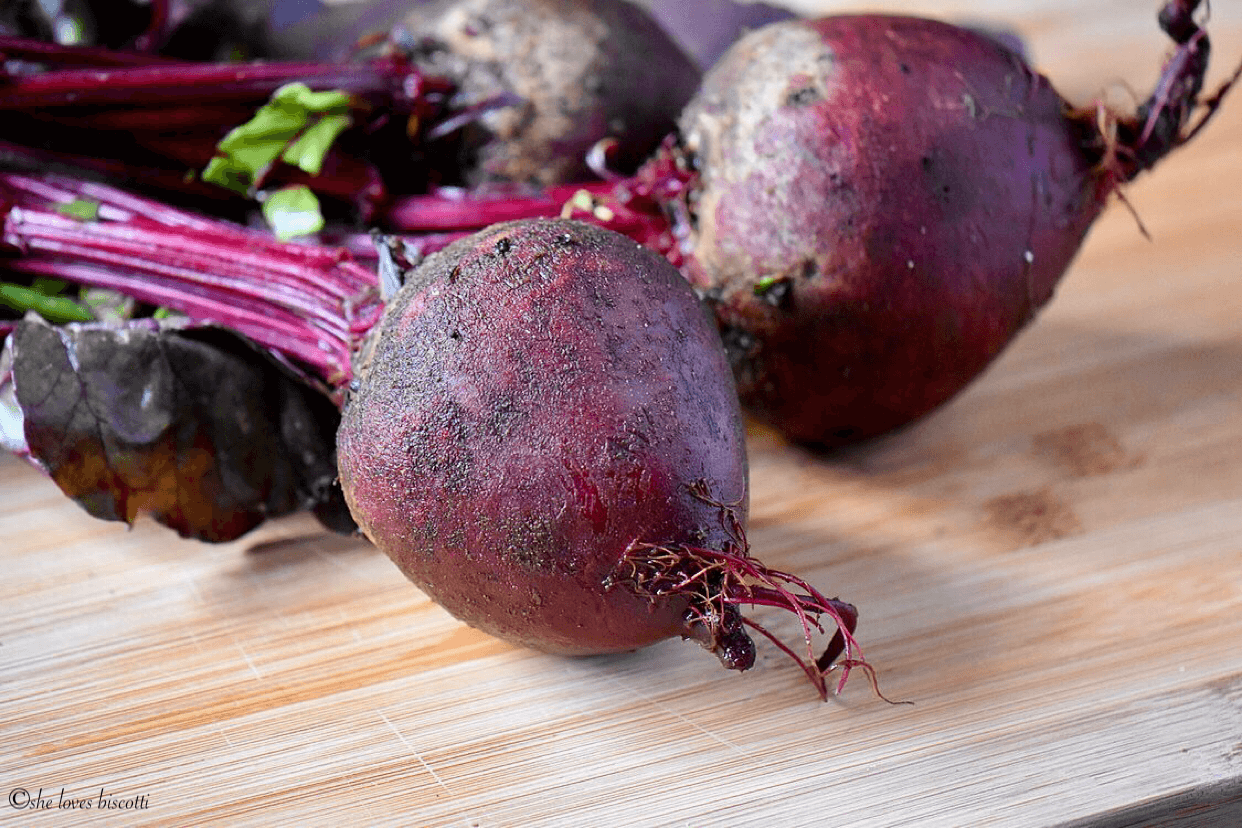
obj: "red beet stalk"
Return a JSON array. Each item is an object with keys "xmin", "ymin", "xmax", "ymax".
[
  {"xmin": 381, "ymin": 139, "xmax": 695, "ymax": 260},
  {"xmin": 0, "ymin": 34, "xmax": 188, "ymax": 67},
  {"xmin": 1, "ymin": 172, "xmax": 383, "ymax": 392},
  {"xmin": 0, "ymin": 50, "xmax": 439, "ymax": 108}
]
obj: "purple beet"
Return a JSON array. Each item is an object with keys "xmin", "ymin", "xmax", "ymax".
[
  {"xmin": 335, "ymin": 218, "xmax": 871, "ymax": 697},
  {"xmin": 669, "ymin": 3, "xmax": 1235, "ymax": 445},
  {"xmin": 396, "ymin": 0, "xmax": 700, "ymax": 186}
]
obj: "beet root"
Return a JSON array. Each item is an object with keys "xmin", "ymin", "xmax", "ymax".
[
  {"xmin": 336, "ymin": 218, "xmax": 870, "ymax": 696},
  {"xmin": 674, "ymin": 5, "xmax": 1233, "ymax": 446},
  {"xmin": 400, "ymin": 0, "xmax": 700, "ymax": 186}
]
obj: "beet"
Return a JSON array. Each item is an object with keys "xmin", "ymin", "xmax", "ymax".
[
  {"xmin": 335, "ymin": 218, "xmax": 869, "ymax": 696},
  {"xmin": 667, "ymin": 3, "xmax": 1235, "ymax": 446},
  {"xmin": 399, "ymin": 0, "xmax": 700, "ymax": 186}
]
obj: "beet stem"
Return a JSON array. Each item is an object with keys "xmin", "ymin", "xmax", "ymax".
[
  {"xmin": 384, "ymin": 183, "xmax": 610, "ymax": 232},
  {"xmin": 2, "ymin": 173, "xmax": 382, "ymax": 390},
  {"xmin": 7, "ymin": 259, "xmax": 344, "ymax": 374},
  {"xmin": 0, "ymin": 56, "xmax": 436, "ymax": 108},
  {"xmin": 132, "ymin": 0, "xmax": 171, "ymax": 53},
  {"xmin": 0, "ymin": 35, "xmax": 188, "ymax": 67},
  {"xmin": 381, "ymin": 137, "xmax": 694, "ymax": 260},
  {"xmin": 1091, "ymin": 0, "xmax": 1237, "ymax": 183}
]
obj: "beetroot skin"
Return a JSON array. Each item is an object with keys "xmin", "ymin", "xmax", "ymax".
[
  {"xmin": 335, "ymin": 219, "xmax": 870, "ymax": 695},
  {"xmin": 675, "ymin": 10, "xmax": 1228, "ymax": 445}
]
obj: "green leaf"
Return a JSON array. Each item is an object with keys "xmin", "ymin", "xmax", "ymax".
[
  {"xmin": 202, "ymin": 155, "xmax": 256, "ymax": 195},
  {"xmin": 216, "ymin": 105, "xmax": 305, "ymax": 173},
  {"xmin": 752, "ymin": 275, "xmax": 786, "ymax": 295},
  {"xmin": 1, "ymin": 283, "xmax": 94, "ymax": 324},
  {"xmin": 282, "ymin": 113, "xmax": 352, "ymax": 176},
  {"xmin": 262, "ymin": 186, "xmax": 324, "ymax": 241},
  {"xmin": 202, "ymin": 82, "xmax": 354, "ymax": 195},
  {"xmin": 30, "ymin": 277, "xmax": 69, "ymax": 295},
  {"xmin": 54, "ymin": 198, "xmax": 101, "ymax": 222},
  {"xmin": 272, "ymin": 83, "xmax": 352, "ymax": 113}
]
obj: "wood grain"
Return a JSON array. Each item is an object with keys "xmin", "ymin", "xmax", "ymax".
[{"xmin": 3, "ymin": 2, "xmax": 1242, "ymax": 826}]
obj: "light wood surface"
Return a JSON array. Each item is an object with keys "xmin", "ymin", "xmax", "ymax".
[{"xmin": 4, "ymin": 2, "xmax": 1241, "ymax": 826}]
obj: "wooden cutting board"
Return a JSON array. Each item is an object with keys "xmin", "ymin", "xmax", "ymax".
[{"xmin": 3, "ymin": 2, "xmax": 1241, "ymax": 826}]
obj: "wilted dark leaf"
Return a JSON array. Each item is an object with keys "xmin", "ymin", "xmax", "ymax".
[{"xmin": 11, "ymin": 316, "xmax": 354, "ymax": 541}]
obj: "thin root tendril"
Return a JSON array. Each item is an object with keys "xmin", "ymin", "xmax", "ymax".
[{"xmin": 607, "ymin": 479, "xmax": 902, "ymax": 703}]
